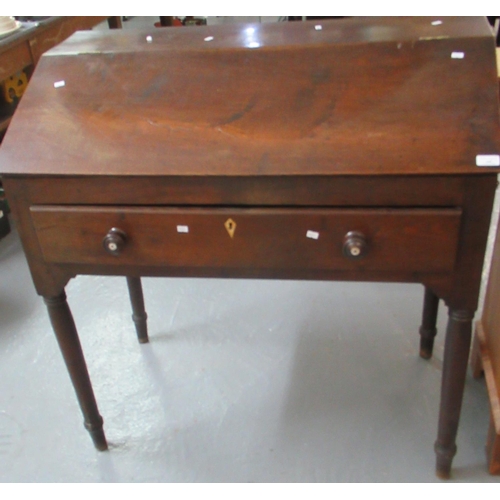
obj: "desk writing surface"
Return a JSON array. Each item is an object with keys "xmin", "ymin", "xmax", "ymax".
[{"xmin": 1, "ymin": 16, "xmax": 499, "ymax": 177}]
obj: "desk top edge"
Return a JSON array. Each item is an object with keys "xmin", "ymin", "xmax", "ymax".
[{"xmin": 42, "ymin": 17, "xmax": 494, "ymax": 56}]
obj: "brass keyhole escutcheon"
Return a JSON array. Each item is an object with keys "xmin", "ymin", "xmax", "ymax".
[{"xmin": 224, "ymin": 218, "xmax": 237, "ymax": 238}]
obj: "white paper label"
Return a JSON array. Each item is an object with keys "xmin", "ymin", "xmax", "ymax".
[
  {"xmin": 204, "ymin": 36, "xmax": 214, "ymax": 42},
  {"xmin": 476, "ymin": 155, "xmax": 500, "ymax": 167},
  {"xmin": 177, "ymin": 225, "xmax": 189, "ymax": 233},
  {"xmin": 451, "ymin": 52, "xmax": 464, "ymax": 59},
  {"xmin": 53, "ymin": 80, "xmax": 65, "ymax": 88},
  {"xmin": 306, "ymin": 230, "xmax": 320, "ymax": 240}
]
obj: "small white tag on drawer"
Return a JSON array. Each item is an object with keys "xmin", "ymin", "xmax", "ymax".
[
  {"xmin": 53, "ymin": 80, "xmax": 65, "ymax": 88},
  {"xmin": 177, "ymin": 225, "xmax": 189, "ymax": 233},
  {"xmin": 306, "ymin": 230, "xmax": 320, "ymax": 240},
  {"xmin": 476, "ymin": 155, "xmax": 500, "ymax": 167},
  {"xmin": 451, "ymin": 52, "xmax": 465, "ymax": 59}
]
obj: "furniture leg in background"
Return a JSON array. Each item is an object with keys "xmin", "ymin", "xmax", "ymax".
[
  {"xmin": 159, "ymin": 17, "xmax": 174, "ymax": 27},
  {"xmin": 107, "ymin": 17, "xmax": 123, "ymax": 30},
  {"xmin": 419, "ymin": 287, "xmax": 440, "ymax": 359},
  {"xmin": 126, "ymin": 276, "xmax": 149, "ymax": 344}
]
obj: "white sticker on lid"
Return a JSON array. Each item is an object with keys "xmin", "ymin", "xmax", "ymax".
[
  {"xmin": 177, "ymin": 225, "xmax": 189, "ymax": 233},
  {"xmin": 306, "ymin": 230, "xmax": 320, "ymax": 240},
  {"xmin": 476, "ymin": 155, "xmax": 500, "ymax": 167}
]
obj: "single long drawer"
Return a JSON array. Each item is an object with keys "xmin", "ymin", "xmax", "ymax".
[{"xmin": 30, "ymin": 206, "xmax": 461, "ymax": 273}]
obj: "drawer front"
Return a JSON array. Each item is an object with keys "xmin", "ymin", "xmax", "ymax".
[{"xmin": 30, "ymin": 206, "xmax": 461, "ymax": 273}]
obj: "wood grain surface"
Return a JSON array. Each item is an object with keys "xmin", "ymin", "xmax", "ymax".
[{"xmin": 1, "ymin": 17, "xmax": 499, "ymax": 177}]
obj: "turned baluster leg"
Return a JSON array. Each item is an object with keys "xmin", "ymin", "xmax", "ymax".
[
  {"xmin": 419, "ymin": 287, "xmax": 440, "ymax": 359},
  {"xmin": 434, "ymin": 308, "xmax": 473, "ymax": 479},
  {"xmin": 126, "ymin": 276, "xmax": 149, "ymax": 344},
  {"xmin": 44, "ymin": 291, "xmax": 108, "ymax": 451}
]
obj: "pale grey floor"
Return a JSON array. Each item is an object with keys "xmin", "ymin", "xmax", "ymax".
[
  {"xmin": 1, "ymin": 15, "xmax": 500, "ymax": 484},
  {"xmin": 0, "ymin": 222, "xmax": 498, "ymax": 483}
]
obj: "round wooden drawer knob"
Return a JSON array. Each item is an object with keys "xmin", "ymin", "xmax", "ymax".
[
  {"xmin": 103, "ymin": 228, "xmax": 127, "ymax": 256},
  {"xmin": 343, "ymin": 231, "xmax": 367, "ymax": 259}
]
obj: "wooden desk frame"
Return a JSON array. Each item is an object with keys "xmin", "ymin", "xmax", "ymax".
[{"xmin": 3, "ymin": 173, "xmax": 497, "ymax": 479}]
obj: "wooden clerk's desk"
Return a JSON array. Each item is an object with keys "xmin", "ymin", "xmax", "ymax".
[{"xmin": 1, "ymin": 17, "xmax": 499, "ymax": 479}]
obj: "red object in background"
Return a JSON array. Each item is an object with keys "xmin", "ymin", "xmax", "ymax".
[{"xmin": 155, "ymin": 17, "xmax": 203, "ymax": 27}]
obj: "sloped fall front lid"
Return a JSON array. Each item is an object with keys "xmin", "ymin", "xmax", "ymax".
[{"xmin": 1, "ymin": 16, "xmax": 499, "ymax": 177}]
